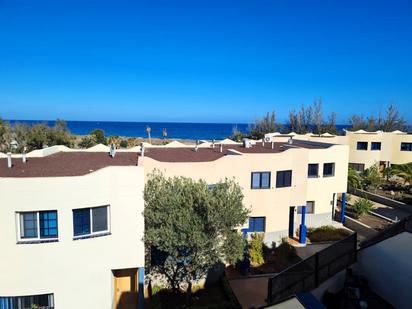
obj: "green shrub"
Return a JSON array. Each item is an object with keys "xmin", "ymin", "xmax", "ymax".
[
  {"xmin": 78, "ymin": 135, "xmax": 96, "ymax": 148},
  {"xmin": 119, "ymin": 139, "xmax": 128, "ymax": 148},
  {"xmin": 307, "ymin": 225, "xmax": 351, "ymax": 242},
  {"xmin": 249, "ymin": 233, "xmax": 264, "ymax": 265},
  {"xmin": 351, "ymin": 198, "xmax": 374, "ymax": 217}
]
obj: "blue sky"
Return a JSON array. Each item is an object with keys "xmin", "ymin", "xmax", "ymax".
[{"xmin": 0, "ymin": 0, "xmax": 411, "ymax": 123}]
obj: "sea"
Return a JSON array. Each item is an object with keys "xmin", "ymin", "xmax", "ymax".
[{"xmin": 7, "ymin": 120, "xmax": 350, "ymax": 141}]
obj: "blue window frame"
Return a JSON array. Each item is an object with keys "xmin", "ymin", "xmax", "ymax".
[
  {"xmin": 371, "ymin": 142, "xmax": 381, "ymax": 151},
  {"xmin": 251, "ymin": 172, "xmax": 271, "ymax": 189},
  {"xmin": 39, "ymin": 211, "xmax": 58, "ymax": 238},
  {"xmin": 249, "ymin": 217, "xmax": 265, "ymax": 232},
  {"xmin": 357, "ymin": 141, "xmax": 368, "ymax": 150},
  {"xmin": 73, "ymin": 208, "xmax": 91, "ymax": 236},
  {"xmin": 0, "ymin": 294, "xmax": 54, "ymax": 309},
  {"xmin": 276, "ymin": 170, "xmax": 292, "ymax": 188},
  {"xmin": 401, "ymin": 143, "xmax": 412, "ymax": 151}
]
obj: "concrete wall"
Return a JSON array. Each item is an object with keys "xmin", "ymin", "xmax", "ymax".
[
  {"xmin": 357, "ymin": 232, "xmax": 412, "ymax": 309},
  {"xmin": 140, "ymin": 144, "xmax": 348, "ymax": 244},
  {"xmin": 0, "ymin": 166, "xmax": 145, "ymax": 309}
]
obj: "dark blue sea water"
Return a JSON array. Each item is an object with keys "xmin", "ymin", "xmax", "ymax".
[{"xmin": 7, "ymin": 120, "xmax": 350, "ymax": 140}]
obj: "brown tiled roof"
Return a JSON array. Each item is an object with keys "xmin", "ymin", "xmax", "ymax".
[
  {"xmin": 144, "ymin": 141, "xmax": 332, "ymax": 162},
  {"xmin": 0, "ymin": 152, "xmax": 138, "ymax": 178}
]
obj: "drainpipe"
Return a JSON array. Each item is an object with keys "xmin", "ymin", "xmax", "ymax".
[
  {"xmin": 299, "ymin": 205, "xmax": 307, "ymax": 244},
  {"xmin": 341, "ymin": 192, "xmax": 346, "ymax": 224},
  {"xmin": 138, "ymin": 267, "xmax": 145, "ymax": 309}
]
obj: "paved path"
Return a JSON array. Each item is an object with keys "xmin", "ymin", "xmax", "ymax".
[
  {"xmin": 229, "ymin": 276, "xmax": 271, "ymax": 309},
  {"xmin": 350, "ymin": 194, "xmax": 410, "ymax": 222}
]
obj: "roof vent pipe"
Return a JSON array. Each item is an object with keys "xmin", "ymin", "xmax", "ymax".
[
  {"xmin": 194, "ymin": 144, "xmax": 198, "ymax": 152},
  {"xmin": 262, "ymin": 140, "xmax": 265, "ymax": 147},
  {"xmin": 22, "ymin": 150, "xmax": 27, "ymax": 164},
  {"xmin": 141, "ymin": 144, "xmax": 145, "ymax": 157},
  {"xmin": 109, "ymin": 143, "xmax": 116, "ymax": 158},
  {"xmin": 212, "ymin": 139, "xmax": 215, "ymax": 148},
  {"xmin": 220, "ymin": 144, "xmax": 223, "ymax": 153},
  {"xmin": 7, "ymin": 152, "xmax": 12, "ymax": 168},
  {"xmin": 271, "ymin": 142, "xmax": 274, "ymax": 149},
  {"xmin": 288, "ymin": 137, "xmax": 293, "ymax": 145}
]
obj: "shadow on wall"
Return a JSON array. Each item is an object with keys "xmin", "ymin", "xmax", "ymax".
[{"xmin": 117, "ymin": 292, "xmax": 138, "ymax": 309}]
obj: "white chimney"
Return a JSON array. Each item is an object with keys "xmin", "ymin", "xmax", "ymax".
[
  {"xmin": 271, "ymin": 142, "xmax": 274, "ymax": 149},
  {"xmin": 194, "ymin": 144, "xmax": 198, "ymax": 152},
  {"xmin": 7, "ymin": 152, "xmax": 12, "ymax": 168},
  {"xmin": 141, "ymin": 144, "xmax": 145, "ymax": 157},
  {"xmin": 262, "ymin": 141, "xmax": 265, "ymax": 147},
  {"xmin": 288, "ymin": 137, "xmax": 293, "ymax": 145},
  {"xmin": 212, "ymin": 139, "xmax": 215, "ymax": 148},
  {"xmin": 243, "ymin": 139, "xmax": 252, "ymax": 148},
  {"xmin": 220, "ymin": 144, "xmax": 223, "ymax": 153},
  {"xmin": 22, "ymin": 153, "xmax": 27, "ymax": 164},
  {"xmin": 109, "ymin": 143, "xmax": 116, "ymax": 158}
]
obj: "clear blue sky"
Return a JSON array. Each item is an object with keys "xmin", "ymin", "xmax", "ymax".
[{"xmin": 0, "ymin": 0, "xmax": 411, "ymax": 123}]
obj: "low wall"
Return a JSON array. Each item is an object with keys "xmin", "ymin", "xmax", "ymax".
[
  {"xmin": 349, "ymin": 188, "xmax": 412, "ymax": 213},
  {"xmin": 344, "ymin": 216, "xmax": 378, "ymax": 239}
]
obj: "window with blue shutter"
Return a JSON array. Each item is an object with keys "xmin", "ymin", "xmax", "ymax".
[{"xmin": 249, "ymin": 217, "xmax": 265, "ymax": 232}]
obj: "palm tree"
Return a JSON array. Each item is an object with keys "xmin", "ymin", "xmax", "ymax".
[
  {"xmin": 347, "ymin": 167, "xmax": 362, "ymax": 189},
  {"xmin": 146, "ymin": 125, "xmax": 152, "ymax": 144},
  {"xmin": 391, "ymin": 163, "xmax": 412, "ymax": 185}
]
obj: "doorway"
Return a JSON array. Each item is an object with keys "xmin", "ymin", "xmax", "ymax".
[
  {"xmin": 289, "ymin": 206, "xmax": 295, "ymax": 238},
  {"xmin": 113, "ymin": 268, "xmax": 138, "ymax": 309}
]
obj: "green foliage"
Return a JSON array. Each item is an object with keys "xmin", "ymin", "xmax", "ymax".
[
  {"xmin": 119, "ymin": 139, "xmax": 128, "ymax": 148},
  {"xmin": 230, "ymin": 125, "xmax": 247, "ymax": 142},
  {"xmin": 361, "ymin": 164, "xmax": 382, "ymax": 190},
  {"xmin": 78, "ymin": 135, "xmax": 97, "ymax": 148},
  {"xmin": 248, "ymin": 233, "xmax": 264, "ymax": 265},
  {"xmin": 90, "ymin": 129, "xmax": 107, "ymax": 145},
  {"xmin": 249, "ymin": 110, "xmax": 281, "ymax": 139},
  {"xmin": 307, "ymin": 226, "xmax": 351, "ymax": 242},
  {"xmin": 144, "ymin": 172, "xmax": 249, "ymax": 292},
  {"xmin": 391, "ymin": 163, "xmax": 412, "ymax": 185},
  {"xmin": 349, "ymin": 104, "xmax": 406, "ymax": 132},
  {"xmin": 351, "ymin": 198, "xmax": 374, "ymax": 218},
  {"xmin": 347, "ymin": 167, "xmax": 362, "ymax": 189}
]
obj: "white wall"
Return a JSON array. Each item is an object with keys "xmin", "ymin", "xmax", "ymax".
[
  {"xmin": 357, "ymin": 232, "xmax": 412, "ymax": 309},
  {"xmin": 0, "ymin": 166, "xmax": 145, "ymax": 309}
]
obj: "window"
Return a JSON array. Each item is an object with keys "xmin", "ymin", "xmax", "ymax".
[
  {"xmin": 276, "ymin": 170, "xmax": 292, "ymax": 188},
  {"xmin": 251, "ymin": 172, "xmax": 271, "ymax": 189},
  {"xmin": 357, "ymin": 141, "xmax": 368, "ymax": 150},
  {"xmin": 349, "ymin": 163, "xmax": 365, "ymax": 172},
  {"xmin": 249, "ymin": 217, "xmax": 265, "ymax": 232},
  {"xmin": 73, "ymin": 206, "xmax": 109, "ymax": 238},
  {"xmin": 297, "ymin": 201, "xmax": 315, "ymax": 214},
  {"xmin": 18, "ymin": 211, "xmax": 58, "ymax": 241},
  {"xmin": 401, "ymin": 143, "xmax": 412, "ymax": 151},
  {"xmin": 323, "ymin": 163, "xmax": 335, "ymax": 177},
  {"xmin": 0, "ymin": 294, "xmax": 54, "ymax": 309},
  {"xmin": 308, "ymin": 164, "xmax": 319, "ymax": 178},
  {"xmin": 371, "ymin": 142, "xmax": 381, "ymax": 151}
]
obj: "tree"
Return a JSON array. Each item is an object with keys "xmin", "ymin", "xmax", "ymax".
[
  {"xmin": 347, "ymin": 167, "xmax": 362, "ymax": 189},
  {"xmin": 144, "ymin": 172, "xmax": 249, "ymax": 293},
  {"xmin": 391, "ymin": 163, "xmax": 412, "ymax": 185},
  {"xmin": 250, "ymin": 110, "xmax": 281, "ymax": 139},
  {"xmin": 351, "ymin": 198, "xmax": 374, "ymax": 218},
  {"xmin": 361, "ymin": 164, "xmax": 382, "ymax": 191},
  {"xmin": 26, "ymin": 123, "xmax": 49, "ymax": 151},
  {"xmin": 383, "ymin": 104, "xmax": 406, "ymax": 132},
  {"xmin": 47, "ymin": 119, "xmax": 73, "ymax": 147},
  {"xmin": 90, "ymin": 129, "xmax": 107, "ymax": 145}
]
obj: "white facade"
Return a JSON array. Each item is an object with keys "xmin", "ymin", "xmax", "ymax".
[{"xmin": 0, "ymin": 166, "xmax": 145, "ymax": 309}]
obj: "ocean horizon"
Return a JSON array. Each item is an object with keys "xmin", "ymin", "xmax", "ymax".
[{"xmin": 7, "ymin": 120, "xmax": 350, "ymax": 140}]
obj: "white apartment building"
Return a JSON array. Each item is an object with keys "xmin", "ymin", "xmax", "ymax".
[
  {"xmin": 265, "ymin": 130, "xmax": 412, "ymax": 171},
  {"xmin": 0, "ymin": 151, "xmax": 145, "ymax": 309}
]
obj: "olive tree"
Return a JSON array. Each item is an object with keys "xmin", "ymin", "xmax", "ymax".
[{"xmin": 144, "ymin": 172, "xmax": 249, "ymax": 293}]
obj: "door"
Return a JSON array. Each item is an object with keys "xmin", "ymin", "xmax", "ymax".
[
  {"xmin": 289, "ymin": 206, "xmax": 295, "ymax": 238},
  {"xmin": 113, "ymin": 268, "xmax": 138, "ymax": 309}
]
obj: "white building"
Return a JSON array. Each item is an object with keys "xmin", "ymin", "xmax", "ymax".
[{"xmin": 0, "ymin": 151, "xmax": 145, "ymax": 309}]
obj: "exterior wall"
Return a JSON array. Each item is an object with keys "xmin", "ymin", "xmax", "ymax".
[
  {"xmin": 391, "ymin": 134, "xmax": 412, "ymax": 165},
  {"xmin": 0, "ymin": 166, "xmax": 145, "ymax": 309},
  {"xmin": 357, "ymin": 232, "xmax": 412, "ymax": 309},
  {"xmin": 140, "ymin": 145, "xmax": 348, "ymax": 244}
]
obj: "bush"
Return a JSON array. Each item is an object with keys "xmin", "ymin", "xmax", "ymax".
[
  {"xmin": 78, "ymin": 135, "xmax": 96, "ymax": 148},
  {"xmin": 351, "ymin": 198, "xmax": 374, "ymax": 218},
  {"xmin": 119, "ymin": 139, "xmax": 128, "ymax": 148},
  {"xmin": 307, "ymin": 226, "xmax": 351, "ymax": 242},
  {"xmin": 248, "ymin": 233, "xmax": 264, "ymax": 265},
  {"xmin": 90, "ymin": 129, "xmax": 107, "ymax": 145}
]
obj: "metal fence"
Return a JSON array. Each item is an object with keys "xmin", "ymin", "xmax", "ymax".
[{"xmin": 267, "ymin": 233, "xmax": 357, "ymax": 305}]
